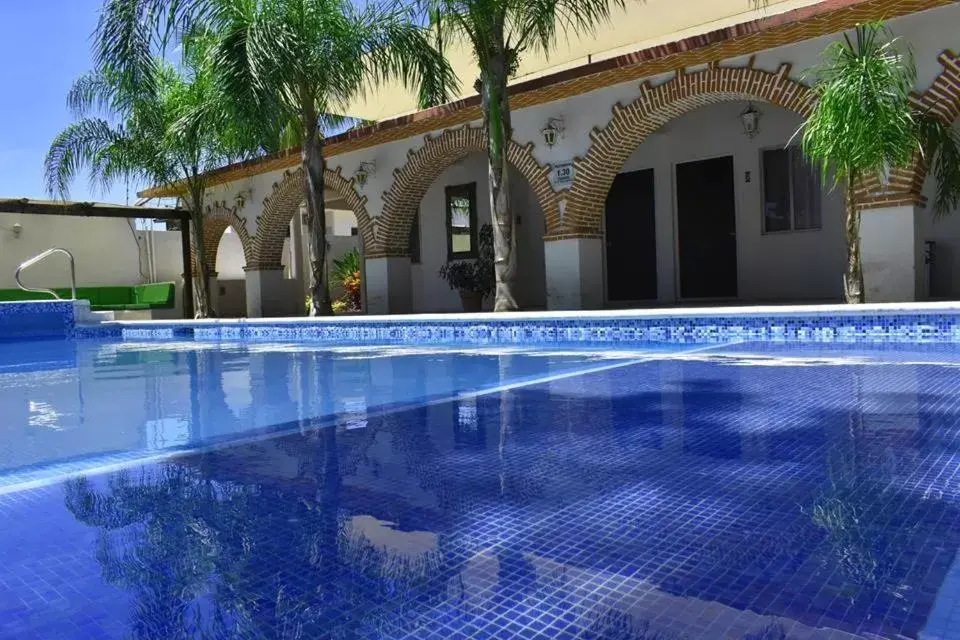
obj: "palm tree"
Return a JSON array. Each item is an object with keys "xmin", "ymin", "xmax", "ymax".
[
  {"xmin": 419, "ymin": 0, "xmax": 623, "ymax": 311},
  {"xmin": 94, "ymin": 0, "xmax": 457, "ymax": 316},
  {"xmin": 799, "ymin": 22, "xmax": 960, "ymax": 303},
  {"xmin": 44, "ymin": 30, "xmax": 236, "ymax": 318},
  {"xmin": 216, "ymin": 0, "xmax": 457, "ymax": 315}
]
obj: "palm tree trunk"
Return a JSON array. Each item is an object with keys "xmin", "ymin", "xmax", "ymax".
[
  {"xmin": 188, "ymin": 187, "xmax": 214, "ymax": 318},
  {"xmin": 481, "ymin": 57, "xmax": 519, "ymax": 312},
  {"xmin": 301, "ymin": 90, "xmax": 333, "ymax": 316},
  {"xmin": 843, "ymin": 178, "xmax": 865, "ymax": 303}
]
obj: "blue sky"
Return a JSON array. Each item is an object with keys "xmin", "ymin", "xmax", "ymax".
[{"xmin": 0, "ymin": 1, "xmax": 132, "ymax": 203}]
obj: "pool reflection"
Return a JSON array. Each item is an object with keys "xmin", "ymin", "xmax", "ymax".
[
  {"xmin": 15, "ymin": 353, "xmax": 957, "ymax": 638},
  {"xmin": 0, "ymin": 341, "xmax": 611, "ymax": 480}
]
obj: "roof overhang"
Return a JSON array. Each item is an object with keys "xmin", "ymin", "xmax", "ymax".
[
  {"xmin": 0, "ymin": 198, "xmax": 189, "ymax": 221},
  {"xmin": 140, "ymin": 0, "xmax": 954, "ymax": 198}
]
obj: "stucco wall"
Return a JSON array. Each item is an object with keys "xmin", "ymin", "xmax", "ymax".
[
  {"xmin": 919, "ymin": 122, "xmax": 960, "ymax": 299},
  {"xmin": 409, "ymin": 154, "xmax": 547, "ymax": 312},
  {"xmin": 216, "ymin": 229, "xmax": 247, "ymax": 279},
  {"xmin": 617, "ymin": 101, "xmax": 846, "ymax": 303},
  {"xmin": 0, "ymin": 212, "xmax": 190, "ymax": 315},
  {"xmin": 0, "ymin": 213, "xmax": 157, "ymax": 288},
  {"xmin": 412, "ymin": 154, "xmax": 492, "ymax": 312}
]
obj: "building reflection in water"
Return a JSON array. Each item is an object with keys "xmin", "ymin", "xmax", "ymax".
[{"xmin": 36, "ymin": 351, "xmax": 958, "ymax": 639}]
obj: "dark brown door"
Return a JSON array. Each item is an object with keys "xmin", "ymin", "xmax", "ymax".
[
  {"xmin": 675, "ymin": 156, "xmax": 738, "ymax": 299},
  {"xmin": 604, "ymin": 169, "xmax": 657, "ymax": 302}
]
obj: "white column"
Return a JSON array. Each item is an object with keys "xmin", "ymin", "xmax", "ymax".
[
  {"xmin": 244, "ymin": 267, "xmax": 286, "ymax": 318},
  {"xmin": 860, "ymin": 204, "xmax": 924, "ymax": 302},
  {"xmin": 289, "ymin": 217, "xmax": 302, "ymax": 281},
  {"xmin": 544, "ymin": 237, "xmax": 603, "ymax": 310},
  {"xmin": 364, "ymin": 256, "xmax": 412, "ymax": 315}
]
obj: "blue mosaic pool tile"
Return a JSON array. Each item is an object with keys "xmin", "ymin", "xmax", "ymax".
[
  {"xmin": 71, "ymin": 324, "xmax": 121, "ymax": 340},
  {"xmin": 5, "ymin": 349, "xmax": 960, "ymax": 638},
  {"xmin": 67, "ymin": 308, "xmax": 960, "ymax": 347},
  {"xmin": 0, "ymin": 300, "xmax": 77, "ymax": 341},
  {"xmin": 120, "ymin": 326, "xmax": 195, "ymax": 340}
]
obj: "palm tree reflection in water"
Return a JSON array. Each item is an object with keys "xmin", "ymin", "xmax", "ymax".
[
  {"xmin": 64, "ymin": 437, "xmax": 449, "ymax": 638},
  {"xmin": 63, "ymin": 348, "xmax": 437, "ymax": 639}
]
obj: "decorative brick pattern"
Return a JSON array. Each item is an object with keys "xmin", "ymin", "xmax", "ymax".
[
  {"xmin": 855, "ymin": 50, "xmax": 960, "ymax": 211},
  {"xmin": 372, "ymin": 125, "xmax": 558, "ymax": 253},
  {"xmin": 564, "ymin": 63, "xmax": 812, "ymax": 234},
  {"xmin": 854, "ymin": 169, "xmax": 926, "ymax": 211},
  {"xmin": 190, "ymin": 202, "xmax": 253, "ymax": 275},
  {"xmin": 250, "ymin": 166, "xmax": 372, "ymax": 269},
  {"xmin": 919, "ymin": 50, "xmax": 960, "ymax": 124}
]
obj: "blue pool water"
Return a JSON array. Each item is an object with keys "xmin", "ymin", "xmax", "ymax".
[{"xmin": 2, "ymin": 337, "xmax": 960, "ymax": 638}]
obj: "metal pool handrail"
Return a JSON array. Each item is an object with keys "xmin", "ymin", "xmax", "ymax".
[{"xmin": 15, "ymin": 248, "xmax": 77, "ymax": 300}]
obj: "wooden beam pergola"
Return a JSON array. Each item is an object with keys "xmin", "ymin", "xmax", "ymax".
[{"xmin": 0, "ymin": 198, "xmax": 195, "ymax": 318}]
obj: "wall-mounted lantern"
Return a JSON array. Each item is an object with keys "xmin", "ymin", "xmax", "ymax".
[
  {"xmin": 354, "ymin": 161, "xmax": 376, "ymax": 187},
  {"xmin": 541, "ymin": 116, "xmax": 565, "ymax": 148},
  {"xmin": 739, "ymin": 103, "xmax": 762, "ymax": 139},
  {"xmin": 234, "ymin": 187, "xmax": 253, "ymax": 210}
]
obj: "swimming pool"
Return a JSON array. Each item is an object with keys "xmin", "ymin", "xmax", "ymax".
[{"xmin": 3, "ymin": 310, "xmax": 960, "ymax": 639}]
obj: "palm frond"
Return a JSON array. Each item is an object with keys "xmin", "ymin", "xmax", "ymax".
[
  {"xmin": 800, "ymin": 22, "xmax": 916, "ymax": 188},
  {"xmin": 507, "ymin": 0, "xmax": 624, "ymax": 57},
  {"xmin": 95, "ymin": 0, "xmax": 165, "ymax": 99},
  {"xmin": 66, "ymin": 71, "xmax": 120, "ymax": 118},
  {"xmin": 916, "ymin": 112, "xmax": 960, "ymax": 215},
  {"xmin": 44, "ymin": 118, "xmax": 127, "ymax": 199},
  {"xmin": 360, "ymin": 1, "xmax": 459, "ymax": 103}
]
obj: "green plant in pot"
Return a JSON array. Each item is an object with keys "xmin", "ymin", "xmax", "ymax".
[
  {"xmin": 439, "ymin": 224, "xmax": 494, "ymax": 312},
  {"xmin": 331, "ymin": 249, "xmax": 362, "ymax": 313}
]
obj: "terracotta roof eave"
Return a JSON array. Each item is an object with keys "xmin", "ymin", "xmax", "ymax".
[{"xmin": 140, "ymin": 0, "xmax": 948, "ymax": 198}]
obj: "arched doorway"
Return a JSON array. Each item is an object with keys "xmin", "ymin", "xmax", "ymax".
[
  {"xmin": 213, "ymin": 226, "xmax": 248, "ymax": 317},
  {"xmin": 245, "ymin": 167, "xmax": 370, "ymax": 317},
  {"xmin": 376, "ymin": 126, "xmax": 556, "ymax": 312},
  {"xmin": 190, "ymin": 204, "xmax": 253, "ymax": 316},
  {"xmin": 562, "ymin": 63, "xmax": 836, "ymax": 305}
]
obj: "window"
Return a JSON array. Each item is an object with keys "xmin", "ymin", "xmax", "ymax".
[
  {"xmin": 409, "ymin": 209, "xmax": 421, "ymax": 264},
  {"xmin": 762, "ymin": 146, "xmax": 822, "ymax": 233},
  {"xmin": 350, "ymin": 227, "xmax": 358, "ymax": 236},
  {"xmin": 445, "ymin": 183, "xmax": 478, "ymax": 259}
]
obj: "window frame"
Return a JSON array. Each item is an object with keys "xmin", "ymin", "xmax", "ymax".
[
  {"xmin": 760, "ymin": 145, "xmax": 823, "ymax": 235},
  {"xmin": 445, "ymin": 182, "xmax": 479, "ymax": 260}
]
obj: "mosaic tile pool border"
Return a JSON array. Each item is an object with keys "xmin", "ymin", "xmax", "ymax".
[
  {"xmin": 70, "ymin": 305, "xmax": 960, "ymax": 345},
  {"xmin": 0, "ymin": 300, "xmax": 79, "ymax": 341}
]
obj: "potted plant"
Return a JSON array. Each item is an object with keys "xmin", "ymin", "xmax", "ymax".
[
  {"xmin": 439, "ymin": 224, "xmax": 495, "ymax": 312},
  {"xmin": 305, "ymin": 248, "xmax": 363, "ymax": 315},
  {"xmin": 331, "ymin": 249, "xmax": 362, "ymax": 313}
]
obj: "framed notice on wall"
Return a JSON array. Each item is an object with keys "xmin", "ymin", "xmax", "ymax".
[{"xmin": 553, "ymin": 162, "xmax": 575, "ymax": 189}]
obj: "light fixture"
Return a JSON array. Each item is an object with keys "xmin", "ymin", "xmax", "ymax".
[
  {"xmin": 354, "ymin": 161, "xmax": 376, "ymax": 187},
  {"xmin": 739, "ymin": 103, "xmax": 762, "ymax": 139},
  {"xmin": 541, "ymin": 116, "xmax": 565, "ymax": 148},
  {"xmin": 234, "ymin": 186, "xmax": 253, "ymax": 210}
]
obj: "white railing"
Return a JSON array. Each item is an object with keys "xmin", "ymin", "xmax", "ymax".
[{"xmin": 15, "ymin": 248, "xmax": 77, "ymax": 300}]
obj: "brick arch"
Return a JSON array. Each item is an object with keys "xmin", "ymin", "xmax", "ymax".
[
  {"xmin": 190, "ymin": 202, "xmax": 253, "ymax": 275},
  {"xmin": 563, "ymin": 63, "xmax": 813, "ymax": 234},
  {"xmin": 858, "ymin": 50, "xmax": 960, "ymax": 211},
  {"xmin": 376, "ymin": 125, "xmax": 558, "ymax": 254},
  {"xmin": 250, "ymin": 166, "xmax": 373, "ymax": 269}
]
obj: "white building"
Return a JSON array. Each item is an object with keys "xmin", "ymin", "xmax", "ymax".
[{"xmin": 142, "ymin": 0, "xmax": 960, "ymax": 317}]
